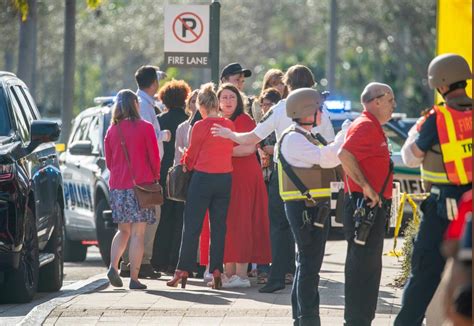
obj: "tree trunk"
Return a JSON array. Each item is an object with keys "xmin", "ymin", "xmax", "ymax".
[
  {"xmin": 61, "ymin": 0, "xmax": 76, "ymax": 143},
  {"xmin": 17, "ymin": 0, "xmax": 37, "ymax": 88}
]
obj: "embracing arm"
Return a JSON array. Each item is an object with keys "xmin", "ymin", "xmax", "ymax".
[
  {"xmin": 233, "ymin": 144, "xmax": 257, "ymax": 157},
  {"xmin": 211, "ymin": 124, "xmax": 262, "ymax": 145}
]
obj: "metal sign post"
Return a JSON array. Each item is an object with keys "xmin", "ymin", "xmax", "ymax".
[{"xmin": 209, "ymin": 0, "xmax": 220, "ymax": 85}]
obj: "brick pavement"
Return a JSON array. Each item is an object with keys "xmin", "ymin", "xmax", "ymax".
[{"xmin": 43, "ymin": 238, "xmax": 403, "ymax": 325}]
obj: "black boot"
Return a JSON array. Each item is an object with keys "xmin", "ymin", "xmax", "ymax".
[{"xmin": 258, "ymin": 281, "xmax": 285, "ymax": 293}]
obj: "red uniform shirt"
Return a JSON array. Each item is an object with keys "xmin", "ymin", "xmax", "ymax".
[
  {"xmin": 342, "ymin": 111, "xmax": 393, "ymax": 199},
  {"xmin": 181, "ymin": 117, "xmax": 235, "ymax": 173}
]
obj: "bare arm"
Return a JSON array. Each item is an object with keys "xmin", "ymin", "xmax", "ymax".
[
  {"xmin": 211, "ymin": 124, "xmax": 262, "ymax": 145},
  {"xmin": 233, "ymin": 144, "xmax": 257, "ymax": 157},
  {"xmin": 338, "ymin": 148, "xmax": 380, "ymax": 208}
]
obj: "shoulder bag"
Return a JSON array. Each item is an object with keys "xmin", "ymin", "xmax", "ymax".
[
  {"xmin": 166, "ymin": 125, "xmax": 210, "ymax": 202},
  {"xmin": 117, "ymin": 123, "xmax": 164, "ymax": 209}
]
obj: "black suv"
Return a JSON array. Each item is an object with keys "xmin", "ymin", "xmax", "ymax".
[
  {"xmin": 0, "ymin": 72, "xmax": 64, "ymax": 303},
  {"xmin": 59, "ymin": 97, "xmax": 115, "ymax": 266}
]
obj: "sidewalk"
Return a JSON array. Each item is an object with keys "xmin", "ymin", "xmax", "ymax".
[{"xmin": 43, "ymin": 238, "xmax": 403, "ymax": 325}]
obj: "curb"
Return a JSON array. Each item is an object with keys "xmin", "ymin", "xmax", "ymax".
[{"xmin": 19, "ymin": 273, "xmax": 109, "ymax": 326}]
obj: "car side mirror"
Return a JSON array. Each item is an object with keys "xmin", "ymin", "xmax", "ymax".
[
  {"xmin": 69, "ymin": 140, "xmax": 93, "ymax": 156},
  {"xmin": 29, "ymin": 120, "xmax": 61, "ymax": 151}
]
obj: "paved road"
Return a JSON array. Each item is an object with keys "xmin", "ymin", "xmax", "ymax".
[{"xmin": 0, "ymin": 246, "xmax": 106, "ymax": 326}]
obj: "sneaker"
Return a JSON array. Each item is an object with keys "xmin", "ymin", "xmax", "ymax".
[
  {"xmin": 222, "ymin": 275, "xmax": 251, "ymax": 288},
  {"xmin": 203, "ymin": 270, "xmax": 213, "ymax": 283}
]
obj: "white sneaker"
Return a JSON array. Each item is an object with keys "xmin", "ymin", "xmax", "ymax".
[
  {"xmin": 203, "ymin": 270, "xmax": 213, "ymax": 283},
  {"xmin": 222, "ymin": 275, "xmax": 251, "ymax": 288}
]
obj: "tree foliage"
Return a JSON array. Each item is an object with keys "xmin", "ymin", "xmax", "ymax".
[{"xmin": 0, "ymin": 0, "xmax": 437, "ymax": 119}]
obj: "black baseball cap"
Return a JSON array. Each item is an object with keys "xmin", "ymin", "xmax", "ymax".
[{"xmin": 220, "ymin": 62, "xmax": 252, "ymax": 80}]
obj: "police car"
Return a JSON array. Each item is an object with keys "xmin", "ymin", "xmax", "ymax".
[
  {"xmin": 325, "ymin": 101, "xmax": 422, "ymax": 231},
  {"xmin": 59, "ymin": 97, "xmax": 115, "ymax": 265}
]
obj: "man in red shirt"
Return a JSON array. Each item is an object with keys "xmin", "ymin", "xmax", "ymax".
[{"xmin": 337, "ymin": 82, "xmax": 396, "ymax": 326}]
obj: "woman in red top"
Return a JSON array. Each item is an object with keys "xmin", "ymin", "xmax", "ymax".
[
  {"xmin": 104, "ymin": 89, "xmax": 161, "ymax": 290},
  {"xmin": 167, "ymin": 83, "xmax": 234, "ymax": 290},
  {"xmin": 218, "ymin": 83, "xmax": 271, "ymax": 288}
]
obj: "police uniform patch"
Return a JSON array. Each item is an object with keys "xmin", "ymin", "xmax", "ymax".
[{"xmin": 259, "ymin": 108, "xmax": 274, "ymax": 124}]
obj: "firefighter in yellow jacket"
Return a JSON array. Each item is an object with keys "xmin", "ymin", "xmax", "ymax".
[{"xmin": 396, "ymin": 54, "xmax": 472, "ymax": 325}]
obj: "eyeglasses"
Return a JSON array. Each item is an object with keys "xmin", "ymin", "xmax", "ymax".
[{"xmin": 368, "ymin": 93, "xmax": 388, "ymax": 102}]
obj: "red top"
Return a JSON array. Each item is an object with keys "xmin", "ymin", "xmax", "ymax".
[
  {"xmin": 105, "ymin": 119, "xmax": 161, "ymax": 190},
  {"xmin": 181, "ymin": 117, "xmax": 235, "ymax": 173},
  {"xmin": 342, "ymin": 111, "xmax": 393, "ymax": 199}
]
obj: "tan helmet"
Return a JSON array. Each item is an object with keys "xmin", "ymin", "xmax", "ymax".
[
  {"xmin": 286, "ymin": 88, "xmax": 323, "ymax": 119},
  {"xmin": 428, "ymin": 53, "xmax": 472, "ymax": 89}
]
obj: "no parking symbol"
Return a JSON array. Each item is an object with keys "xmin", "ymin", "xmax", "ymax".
[
  {"xmin": 173, "ymin": 12, "xmax": 204, "ymax": 44},
  {"xmin": 164, "ymin": 5, "xmax": 210, "ymax": 67}
]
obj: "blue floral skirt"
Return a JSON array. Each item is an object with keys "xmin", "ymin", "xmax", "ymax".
[{"xmin": 109, "ymin": 189, "xmax": 156, "ymax": 224}]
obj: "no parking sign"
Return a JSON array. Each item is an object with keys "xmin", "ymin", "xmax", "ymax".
[{"xmin": 164, "ymin": 5, "xmax": 210, "ymax": 67}]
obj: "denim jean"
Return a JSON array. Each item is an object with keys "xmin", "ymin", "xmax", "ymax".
[
  {"xmin": 267, "ymin": 170, "xmax": 295, "ymax": 284},
  {"xmin": 285, "ymin": 200, "xmax": 329, "ymax": 326},
  {"xmin": 176, "ymin": 171, "xmax": 231, "ymax": 273}
]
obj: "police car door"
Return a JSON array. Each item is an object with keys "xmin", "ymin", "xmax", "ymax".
[{"xmin": 62, "ymin": 115, "xmax": 95, "ymax": 238}]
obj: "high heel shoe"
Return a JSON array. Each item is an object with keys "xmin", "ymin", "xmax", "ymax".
[
  {"xmin": 166, "ymin": 270, "xmax": 188, "ymax": 288},
  {"xmin": 211, "ymin": 269, "xmax": 222, "ymax": 290}
]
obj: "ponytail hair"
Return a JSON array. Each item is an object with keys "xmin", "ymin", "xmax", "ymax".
[{"xmin": 196, "ymin": 82, "xmax": 218, "ymax": 114}]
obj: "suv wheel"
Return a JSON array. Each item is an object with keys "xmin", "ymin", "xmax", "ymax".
[
  {"xmin": 38, "ymin": 201, "xmax": 64, "ymax": 292},
  {"xmin": 0, "ymin": 206, "xmax": 39, "ymax": 303},
  {"xmin": 63, "ymin": 229, "xmax": 87, "ymax": 262},
  {"xmin": 96, "ymin": 198, "xmax": 115, "ymax": 266}
]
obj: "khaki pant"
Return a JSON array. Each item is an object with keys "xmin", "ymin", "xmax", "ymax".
[{"xmin": 120, "ymin": 205, "xmax": 161, "ymax": 271}]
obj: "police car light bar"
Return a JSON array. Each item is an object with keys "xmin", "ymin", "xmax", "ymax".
[
  {"xmin": 325, "ymin": 100, "xmax": 351, "ymax": 113},
  {"xmin": 93, "ymin": 96, "xmax": 116, "ymax": 105}
]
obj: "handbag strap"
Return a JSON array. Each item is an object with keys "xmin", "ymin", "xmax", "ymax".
[{"xmin": 117, "ymin": 123, "xmax": 138, "ymax": 186}]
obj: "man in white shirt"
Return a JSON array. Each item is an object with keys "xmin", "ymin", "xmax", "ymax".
[
  {"xmin": 119, "ymin": 65, "xmax": 170, "ymax": 279},
  {"xmin": 212, "ymin": 65, "xmax": 335, "ymax": 293},
  {"xmin": 279, "ymin": 88, "xmax": 343, "ymax": 326}
]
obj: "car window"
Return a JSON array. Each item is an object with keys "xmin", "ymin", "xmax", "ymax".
[
  {"xmin": 8, "ymin": 89, "xmax": 30, "ymax": 143},
  {"xmin": 0, "ymin": 88, "xmax": 12, "ymax": 136},
  {"xmin": 10, "ymin": 86, "xmax": 34, "ymax": 126},
  {"xmin": 18, "ymin": 86, "xmax": 40, "ymax": 119},
  {"xmin": 85, "ymin": 116, "xmax": 100, "ymax": 154},
  {"xmin": 70, "ymin": 116, "xmax": 93, "ymax": 145},
  {"xmin": 383, "ymin": 125, "xmax": 405, "ymax": 153}
]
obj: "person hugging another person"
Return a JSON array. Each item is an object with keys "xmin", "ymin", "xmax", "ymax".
[
  {"xmin": 167, "ymin": 83, "xmax": 234, "ymax": 290},
  {"xmin": 104, "ymin": 89, "xmax": 161, "ymax": 290},
  {"xmin": 217, "ymin": 83, "xmax": 272, "ymax": 288}
]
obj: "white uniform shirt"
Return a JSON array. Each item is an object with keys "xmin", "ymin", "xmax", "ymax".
[
  {"xmin": 280, "ymin": 124, "xmax": 342, "ymax": 168},
  {"xmin": 136, "ymin": 89, "xmax": 166, "ymax": 160},
  {"xmin": 254, "ymin": 99, "xmax": 335, "ymax": 162}
]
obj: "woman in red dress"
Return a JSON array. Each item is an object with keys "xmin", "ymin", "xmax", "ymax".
[{"xmin": 217, "ymin": 83, "xmax": 271, "ymax": 288}]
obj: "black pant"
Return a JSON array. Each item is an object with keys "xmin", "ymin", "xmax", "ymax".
[
  {"xmin": 152, "ymin": 196, "xmax": 184, "ymax": 271},
  {"xmin": 343, "ymin": 193, "xmax": 388, "ymax": 326},
  {"xmin": 395, "ymin": 185, "xmax": 470, "ymax": 326},
  {"xmin": 285, "ymin": 201, "xmax": 329, "ymax": 326},
  {"xmin": 268, "ymin": 169, "xmax": 295, "ymax": 283},
  {"xmin": 176, "ymin": 171, "xmax": 231, "ymax": 273}
]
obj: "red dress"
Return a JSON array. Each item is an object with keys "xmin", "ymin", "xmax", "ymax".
[{"xmin": 200, "ymin": 114, "xmax": 271, "ymax": 265}]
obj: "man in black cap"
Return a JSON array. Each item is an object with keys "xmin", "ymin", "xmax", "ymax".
[{"xmin": 220, "ymin": 62, "xmax": 252, "ymax": 92}]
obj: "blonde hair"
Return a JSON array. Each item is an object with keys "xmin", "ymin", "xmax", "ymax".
[
  {"xmin": 196, "ymin": 82, "xmax": 218, "ymax": 113},
  {"xmin": 262, "ymin": 69, "xmax": 284, "ymax": 91},
  {"xmin": 111, "ymin": 89, "xmax": 140, "ymax": 125}
]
